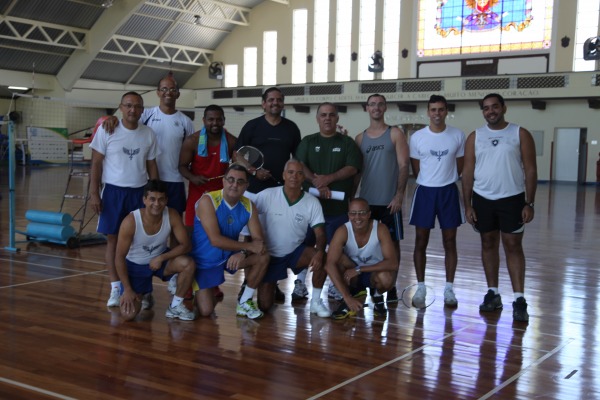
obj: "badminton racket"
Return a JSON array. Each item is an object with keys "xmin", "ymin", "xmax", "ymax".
[{"xmin": 209, "ymin": 146, "xmax": 265, "ymax": 181}]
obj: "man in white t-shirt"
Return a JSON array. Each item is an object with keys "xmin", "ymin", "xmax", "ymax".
[
  {"xmin": 409, "ymin": 95, "xmax": 465, "ymax": 309},
  {"xmin": 90, "ymin": 91, "xmax": 159, "ymax": 308},
  {"xmin": 253, "ymin": 159, "xmax": 330, "ymax": 317}
]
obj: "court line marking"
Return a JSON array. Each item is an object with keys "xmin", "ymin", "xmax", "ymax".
[
  {"xmin": 0, "ymin": 269, "xmax": 107, "ymax": 289},
  {"xmin": 0, "ymin": 377, "xmax": 78, "ymax": 400},
  {"xmin": 307, "ymin": 324, "xmax": 474, "ymax": 399},
  {"xmin": 0, "ymin": 257, "xmax": 103, "ymax": 274},
  {"xmin": 0, "ymin": 249, "xmax": 105, "ymax": 265},
  {"xmin": 478, "ymin": 337, "xmax": 575, "ymax": 400}
]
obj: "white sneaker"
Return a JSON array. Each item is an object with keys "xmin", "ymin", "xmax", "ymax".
[
  {"xmin": 168, "ymin": 274, "xmax": 178, "ymax": 295},
  {"xmin": 327, "ymin": 283, "xmax": 343, "ymax": 301},
  {"xmin": 412, "ymin": 285, "xmax": 426, "ymax": 309},
  {"xmin": 236, "ymin": 299, "xmax": 264, "ymax": 320},
  {"xmin": 292, "ymin": 279, "xmax": 309, "ymax": 300},
  {"xmin": 310, "ymin": 298, "xmax": 331, "ymax": 318},
  {"xmin": 141, "ymin": 293, "xmax": 155, "ymax": 310},
  {"xmin": 444, "ymin": 287, "xmax": 458, "ymax": 307},
  {"xmin": 165, "ymin": 303, "xmax": 195, "ymax": 321},
  {"xmin": 107, "ymin": 287, "xmax": 120, "ymax": 307}
]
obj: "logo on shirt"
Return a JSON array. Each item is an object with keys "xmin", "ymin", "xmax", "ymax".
[
  {"xmin": 227, "ymin": 215, "xmax": 234, "ymax": 225},
  {"xmin": 143, "ymin": 244, "xmax": 160, "ymax": 255},
  {"xmin": 123, "ymin": 147, "xmax": 141, "ymax": 160},
  {"xmin": 294, "ymin": 213, "xmax": 304, "ymax": 224},
  {"xmin": 366, "ymin": 145, "xmax": 385, "ymax": 154},
  {"xmin": 151, "ymin": 118, "xmax": 161, "ymax": 123},
  {"xmin": 430, "ymin": 149, "xmax": 449, "ymax": 161},
  {"xmin": 315, "ymin": 146, "xmax": 321, "ymax": 152},
  {"xmin": 357, "ymin": 255, "xmax": 372, "ymax": 264},
  {"xmin": 492, "ymin": 139, "xmax": 499, "ymax": 146},
  {"xmin": 332, "ymin": 147, "xmax": 341, "ymax": 152},
  {"xmin": 174, "ymin": 121, "xmax": 180, "ymax": 127}
]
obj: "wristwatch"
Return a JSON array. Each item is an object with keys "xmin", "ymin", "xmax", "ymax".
[
  {"xmin": 525, "ymin": 202, "xmax": 534, "ymax": 208},
  {"xmin": 355, "ymin": 266, "xmax": 361, "ymax": 274},
  {"xmin": 240, "ymin": 249, "xmax": 248, "ymax": 258},
  {"xmin": 251, "ymin": 170, "xmax": 257, "ymax": 176}
]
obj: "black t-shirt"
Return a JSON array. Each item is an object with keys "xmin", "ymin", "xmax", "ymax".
[{"xmin": 235, "ymin": 115, "xmax": 301, "ymax": 193}]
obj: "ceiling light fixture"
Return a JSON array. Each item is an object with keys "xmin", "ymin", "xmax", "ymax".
[
  {"xmin": 8, "ymin": 86, "xmax": 29, "ymax": 91},
  {"xmin": 101, "ymin": 0, "xmax": 114, "ymax": 8},
  {"xmin": 193, "ymin": 15, "xmax": 201, "ymax": 25}
]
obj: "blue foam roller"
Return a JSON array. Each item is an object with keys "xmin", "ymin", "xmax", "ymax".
[
  {"xmin": 26, "ymin": 222, "xmax": 76, "ymax": 242},
  {"xmin": 25, "ymin": 210, "xmax": 73, "ymax": 226}
]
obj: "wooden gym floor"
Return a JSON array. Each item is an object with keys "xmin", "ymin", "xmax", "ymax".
[{"xmin": 0, "ymin": 165, "xmax": 599, "ymax": 399}]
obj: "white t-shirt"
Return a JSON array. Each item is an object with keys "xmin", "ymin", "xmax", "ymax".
[
  {"xmin": 126, "ymin": 208, "xmax": 170, "ymax": 265},
  {"xmin": 343, "ymin": 220, "xmax": 383, "ymax": 267},
  {"xmin": 90, "ymin": 123, "xmax": 158, "ymax": 187},
  {"xmin": 254, "ymin": 187, "xmax": 325, "ymax": 257},
  {"xmin": 140, "ymin": 107, "xmax": 194, "ymax": 182},
  {"xmin": 409, "ymin": 125, "xmax": 465, "ymax": 187}
]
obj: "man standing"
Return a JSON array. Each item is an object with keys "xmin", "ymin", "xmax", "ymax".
[
  {"xmin": 253, "ymin": 159, "xmax": 330, "ymax": 317},
  {"xmin": 296, "ymin": 102, "xmax": 362, "ymax": 299},
  {"xmin": 235, "ymin": 87, "xmax": 301, "ymax": 300},
  {"xmin": 409, "ymin": 95, "xmax": 465, "ymax": 309},
  {"xmin": 190, "ymin": 164, "xmax": 270, "ymax": 319},
  {"xmin": 115, "ymin": 180, "xmax": 196, "ymax": 321},
  {"xmin": 325, "ymin": 198, "xmax": 398, "ymax": 319},
  {"xmin": 179, "ymin": 105, "xmax": 237, "ymax": 230},
  {"xmin": 462, "ymin": 93, "xmax": 537, "ymax": 322},
  {"xmin": 355, "ymin": 93, "xmax": 409, "ymax": 306},
  {"xmin": 90, "ymin": 91, "xmax": 159, "ymax": 308}
]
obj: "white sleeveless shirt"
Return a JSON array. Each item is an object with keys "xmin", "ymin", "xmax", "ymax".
[
  {"xmin": 126, "ymin": 208, "xmax": 171, "ymax": 264},
  {"xmin": 343, "ymin": 220, "xmax": 383, "ymax": 267},
  {"xmin": 474, "ymin": 123, "xmax": 525, "ymax": 200}
]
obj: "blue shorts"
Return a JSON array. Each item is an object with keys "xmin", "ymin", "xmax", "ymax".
[
  {"xmin": 409, "ymin": 183, "xmax": 464, "ymax": 229},
  {"xmin": 166, "ymin": 181, "xmax": 186, "ymax": 215},
  {"xmin": 194, "ymin": 258, "xmax": 236, "ymax": 290},
  {"xmin": 262, "ymin": 244, "xmax": 305, "ymax": 283},
  {"xmin": 304, "ymin": 214, "xmax": 348, "ymax": 246},
  {"xmin": 97, "ymin": 184, "xmax": 144, "ymax": 235},
  {"xmin": 370, "ymin": 205, "xmax": 404, "ymax": 241},
  {"xmin": 122, "ymin": 257, "xmax": 172, "ymax": 294},
  {"xmin": 472, "ymin": 191, "xmax": 525, "ymax": 234},
  {"xmin": 357, "ymin": 271, "xmax": 373, "ymax": 289}
]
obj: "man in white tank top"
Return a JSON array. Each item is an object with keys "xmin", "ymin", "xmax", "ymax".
[
  {"xmin": 115, "ymin": 180, "xmax": 196, "ymax": 322},
  {"xmin": 324, "ymin": 198, "xmax": 399, "ymax": 319},
  {"xmin": 462, "ymin": 93, "xmax": 538, "ymax": 323}
]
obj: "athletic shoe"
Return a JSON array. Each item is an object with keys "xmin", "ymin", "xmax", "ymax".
[
  {"xmin": 141, "ymin": 292, "xmax": 155, "ymax": 310},
  {"xmin": 387, "ymin": 286, "xmax": 398, "ymax": 302},
  {"xmin": 214, "ymin": 286, "xmax": 224, "ymax": 299},
  {"xmin": 444, "ymin": 287, "xmax": 458, "ymax": 307},
  {"xmin": 236, "ymin": 299, "xmax": 264, "ymax": 320},
  {"xmin": 351, "ymin": 286, "xmax": 368, "ymax": 299},
  {"xmin": 292, "ymin": 279, "xmax": 309, "ymax": 301},
  {"xmin": 512, "ymin": 297, "xmax": 529, "ymax": 322},
  {"xmin": 107, "ymin": 287, "xmax": 120, "ymax": 307},
  {"xmin": 167, "ymin": 274, "xmax": 177, "ymax": 295},
  {"xmin": 331, "ymin": 301, "xmax": 356, "ymax": 320},
  {"xmin": 412, "ymin": 286, "xmax": 427, "ymax": 309},
  {"xmin": 275, "ymin": 284, "xmax": 285, "ymax": 302},
  {"xmin": 479, "ymin": 290, "xmax": 503, "ymax": 312},
  {"xmin": 372, "ymin": 295, "xmax": 387, "ymax": 317},
  {"xmin": 165, "ymin": 303, "xmax": 195, "ymax": 321},
  {"xmin": 310, "ymin": 298, "xmax": 331, "ymax": 317},
  {"xmin": 328, "ymin": 284, "xmax": 343, "ymax": 301}
]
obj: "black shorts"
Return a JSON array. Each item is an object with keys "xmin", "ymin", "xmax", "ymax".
[
  {"xmin": 370, "ymin": 205, "xmax": 404, "ymax": 241},
  {"xmin": 472, "ymin": 192, "xmax": 525, "ymax": 234}
]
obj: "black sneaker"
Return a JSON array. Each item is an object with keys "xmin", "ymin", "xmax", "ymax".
[
  {"xmin": 350, "ymin": 285, "xmax": 367, "ymax": 298},
  {"xmin": 372, "ymin": 295, "xmax": 387, "ymax": 317},
  {"xmin": 331, "ymin": 301, "xmax": 357, "ymax": 320},
  {"xmin": 479, "ymin": 289, "xmax": 503, "ymax": 311},
  {"xmin": 512, "ymin": 297, "xmax": 529, "ymax": 322},
  {"xmin": 275, "ymin": 283, "xmax": 285, "ymax": 302}
]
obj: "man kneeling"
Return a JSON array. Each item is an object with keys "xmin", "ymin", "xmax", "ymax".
[
  {"xmin": 325, "ymin": 197, "xmax": 399, "ymax": 319},
  {"xmin": 116, "ymin": 179, "xmax": 196, "ymax": 321}
]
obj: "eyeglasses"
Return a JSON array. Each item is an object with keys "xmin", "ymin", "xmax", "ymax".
[
  {"xmin": 367, "ymin": 102, "xmax": 386, "ymax": 108},
  {"xmin": 120, "ymin": 103, "xmax": 143, "ymax": 110},
  {"xmin": 348, "ymin": 210, "xmax": 369, "ymax": 216},
  {"xmin": 159, "ymin": 87, "xmax": 179, "ymax": 93},
  {"xmin": 224, "ymin": 177, "xmax": 248, "ymax": 185}
]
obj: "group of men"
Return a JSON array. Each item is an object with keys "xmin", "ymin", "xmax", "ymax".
[{"xmin": 90, "ymin": 75, "xmax": 537, "ymax": 324}]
